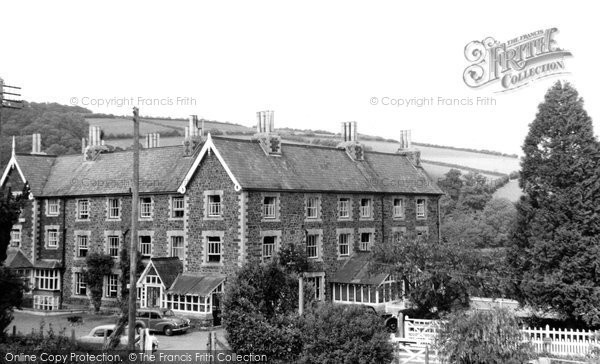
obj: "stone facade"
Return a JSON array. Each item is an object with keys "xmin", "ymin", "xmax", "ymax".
[{"xmin": 2, "ymin": 137, "xmax": 441, "ymax": 314}]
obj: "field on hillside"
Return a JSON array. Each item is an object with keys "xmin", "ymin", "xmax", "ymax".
[
  {"xmin": 493, "ymin": 179, "xmax": 523, "ymax": 201},
  {"xmin": 85, "ymin": 117, "xmax": 254, "ymax": 137},
  {"xmin": 361, "ymin": 140, "xmax": 520, "ymax": 175}
]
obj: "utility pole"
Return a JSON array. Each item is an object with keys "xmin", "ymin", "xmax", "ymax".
[
  {"xmin": 0, "ymin": 77, "xmax": 23, "ymax": 163},
  {"xmin": 128, "ymin": 107, "xmax": 140, "ymax": 350}
]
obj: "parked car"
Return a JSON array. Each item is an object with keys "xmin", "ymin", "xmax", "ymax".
[
  {"xmin": 77, "ymin": 324, "xmax": 159, "ymax": 351},
  {"xmin": 364, "ymin": 306, "xmax": 399, "ymax": 332},
  {"xmin": 135, "ymin": 308, "xmax": 191, "ymax": 336}
]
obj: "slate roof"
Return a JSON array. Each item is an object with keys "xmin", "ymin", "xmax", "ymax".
[
  {"xmin": 4, "ymin": 249, "xmax": 33, "ymax": 268},
  {"xmin": 330, "ymin": 252, "xmax": 390, "ymax": 286},
  {"xmin": 14, "ymin": 154, "xmax": 56, "ymax": 196},
  {"xmin": 41, "ymin": 146, "xmax": 195, "ymax": 196},
  {"xmin": 168, "ymin": 273, "xmax": 226, "ymax": 296},
  {"xmin": 4, "ymin": 134, "xmax": 442, "ymax": 197},
  {"xmin": 211, "ymin": 137, "xmax": 443, "ymax": 194},
  {"xmin": 151, "ymin": 257, "xmax": 183, "ymax": 288}
]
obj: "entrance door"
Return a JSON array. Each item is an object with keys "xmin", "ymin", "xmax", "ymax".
[
  {"xmin": 212, "ymin": 293, "xmax": 222, "ymax": 326},
  {"xmin": 146, "ymin": 286, "xmax": 161, "ymax": 307}
]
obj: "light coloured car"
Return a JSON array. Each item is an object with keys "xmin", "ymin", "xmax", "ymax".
[{"xmin": 77, "ymin": 324, "xmax": 159, "ymax": 350}]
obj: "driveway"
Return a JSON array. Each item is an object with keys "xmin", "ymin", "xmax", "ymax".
[{"xmin": 10, "ymin": 311, "xmax": 228, "ymax": 351}]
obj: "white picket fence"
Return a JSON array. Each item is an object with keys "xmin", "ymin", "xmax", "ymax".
[{"xmin": 394, "ymin": 316, "xmax": 600, "ymax": 358}]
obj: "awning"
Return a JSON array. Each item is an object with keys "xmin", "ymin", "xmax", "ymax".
[
  {"xmin": 5, "ymin": 250, "xmax": 33, "ymax": 269},
  {"xmin": 167, "ymin": 273, "xmax": 226, "ymax": 297},
  {"xmin": 330, "ymin": 252, "xmax": 389, "ymax": 286}
]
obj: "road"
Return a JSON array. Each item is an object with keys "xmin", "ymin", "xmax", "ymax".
[{"xmin": 10, "ymin": 310, "xmax": 228, "ymax": 351}]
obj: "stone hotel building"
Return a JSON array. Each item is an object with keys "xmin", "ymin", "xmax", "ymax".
[{"xmin": 1, "ymin": 111, "xmax": 442, "ymax": 323}]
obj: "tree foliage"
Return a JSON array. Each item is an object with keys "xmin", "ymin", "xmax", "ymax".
[
  {"xmin": 436, "ymin": 308, "xmax": 532, "ymax": 364},
  {"xmin": 83, "ymin": 253, "xmax": 114, "ymax": 312},
  {"xmin": 297, "ymin": 303, "xmax": 393, "ymax": 364},
  {"xmin": 372, "ymin": 235, "xmax": 482, "ymax": 318},
  {"xmin": 0, "ymin": 102, "xmax": 90, "ymax": 166},
  {"xmin": 507, "ymin": 81, "xmax": 600, "ymax": 325},
  {"xmin": 222, "ymin": 262, "xmax": 306, "ymax": 362}
]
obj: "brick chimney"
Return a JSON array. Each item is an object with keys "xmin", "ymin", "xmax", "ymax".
[
  {"xmin": 146, "ymin": 133, "xmax": 160, "ymax": 148},
  {"xmin": 338, "ymin": 121, "xmax": 364, "ymax": 161},
  {"xmin": 397, "ymin": 129, "xmax": 421, "ymax": 167},
  {"xmin": 31, "ymin": 133, "xmax": 43, "ymax": 154},
  {"xmin": 183, "ymin": 115, "xmax": 203, "ymax": 156},
  {"xmin": 254, "ymin": 110, "xmax": 281, "ymax": 156}
]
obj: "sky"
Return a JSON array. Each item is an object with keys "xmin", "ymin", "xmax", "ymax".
[{"xmin": 1, "ymin": 0, "xmax": 598, "ymax": 155}]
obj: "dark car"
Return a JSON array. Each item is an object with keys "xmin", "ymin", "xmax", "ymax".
[
  {"xmin": 135, "ymin": 308, "xmax": 191, "ymax": 336},
  {"xmin": 364, "ymin": 306, "xmax": 398, "ymax": 332}
]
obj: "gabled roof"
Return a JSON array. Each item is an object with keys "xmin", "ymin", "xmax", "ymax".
[
  {"xmin": 150, "ymin": 257, "xmax": 183, "ymax": 288},
  {"xmin": 2, "ymin": 133, "xmax": 442, "ymax": 197},
  {"xmin": 41, "ymin": 146, "xmax": 195, "ymax": 196},
  {"xmin": 167, "ymin": 273, "xmax": 226, "ymax": 296},
  {"xmin": 4, "ymin": 249, "xmax": 33, "ymax": 269},
  {"xmin": 330, "ymin": 252, "xmax": 390, "ymax": 286},
  {"xmin": 179, "ymin": 135, "xmax": 443, "ymax": 195}
]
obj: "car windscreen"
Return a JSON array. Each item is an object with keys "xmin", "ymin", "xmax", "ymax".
[{"xmin": 162, "ymin": 309, "xmax": 175, "ymax": 317}]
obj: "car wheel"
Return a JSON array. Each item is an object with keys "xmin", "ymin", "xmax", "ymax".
[
  {"xmin": 163, "ymin": 326, "xmax": 174, "ymax": 336},
  {"xmin": 386, "ymin": 319, "xmax": 398, "ymax": 333}
]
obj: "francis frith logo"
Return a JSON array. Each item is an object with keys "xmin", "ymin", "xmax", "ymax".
[{"xmin": 463, "ymin": 28, "xmax": 572, "ymax": 92}]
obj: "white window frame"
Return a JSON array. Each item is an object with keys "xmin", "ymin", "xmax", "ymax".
[
  {"xmin": 33, "ymin": 295, "xmax": 59, "ymax": 310},
  {"xmin": 170, "ymin": 235, "xmax": 185, "ymax": 260},
  {"xmin": 360, "ymin": 198, "xmax": 373, "ymax": 219},
  {"xmin": 392, "ymin": 197, "xmax": 405, "ymax": 219},
  {"xmin": 305, "ymin": 195, "xmax": 321, "ymax": 220},
  {"xmin": 262, "ymin": 194, "xmax": 280, "ymax": 220},
  {"xmin": 207, "ymin": 195, "xmax": 222, "ymax": 217},
  {"xmin": 416, "ymin": 198, "xmax": 427, "ymax": 219},
  {"xmin": 35, "ymin": 269, "xmax": 60, "ymax": 291},
  {"xmin": 107, "ymin": 235, "xmax": 120, "ymax": 258},
  {"xmin": 171, "ymin": 196, "xmax": 185, "ymax": 219},
  {"xmin": 45, "ymin": 226, "xmax": 60, "ymax": 249},
  {"xmin": 206, "ymin": 235, "xmax": 222, "ymax": 264},
  {"xmin": 10, "ymin": 225, "xmax": 21, "ymax": 248},
  {"xmin": 139, "ymin": 197, "xmax": 153, "ymax": 219},
  {"xmin": 107, "ymin": 198, "xmax": 120, "ymax": 219},
  {"xmin": 76, "ymin": 235, "xmax": 88, "ymax": 258},
  {"xmin": 359, "ymin": 232, "xmax": 372, "ymax": 252},
  {"xmin": 338, "ymin": 197, "xmax": 351, "ymax": 220},
  {"xmin": 391, "ymin": 227, "xmax": 407, "ymax": 243},
  {"xmin": 74, "ymin": 272, "xmax": 87, "ymax": 296},
  {"xmin": 47, "ymin": 199, "xmax": 60, "ymax": 216},
  {"xmin": 338, "ymin": 232, "xmax": 351, "ymax": 257},
  {"xmin": 305, "ymin": 272, "xmax": 325, "ymax": 301},
  {"xmin": 139, "ymin": 235, "xmax": 152, "ymax": 257},
  {"xmin": 306, "ymin": 234, "xmax": 319, "ymax": 259},
  {"xmin": 77, "ymin": 199, "xmax": 90, "ymax": 220},
  {"xmin": 105, "ymin": 274, "xmax": 118, "ymax": 298}
]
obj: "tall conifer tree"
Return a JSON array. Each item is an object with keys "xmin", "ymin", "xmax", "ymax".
[{"xmin": 508, "ymin": 81, "xmax": 600, "ymax": 325}]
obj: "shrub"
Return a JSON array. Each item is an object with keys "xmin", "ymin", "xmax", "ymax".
[
  {"xmin": 436, "ymin": 308, "xmax": 532, "ymax": 364},
  {"xmin": 297, "ymin": 303, "xmax": 393, "ymax": 364},
  {"xmin": 83, "ymin": 253, "xmax": 114, "ymax": 312}
]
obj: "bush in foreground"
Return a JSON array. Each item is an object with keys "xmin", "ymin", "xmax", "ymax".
[
  {"xmin": 436, "ymin": 308, "xmax": 532, "ymax": 364},
  {"xmin": 297, "ymin": 303, "xmax": 393, "ymax": 364}
]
